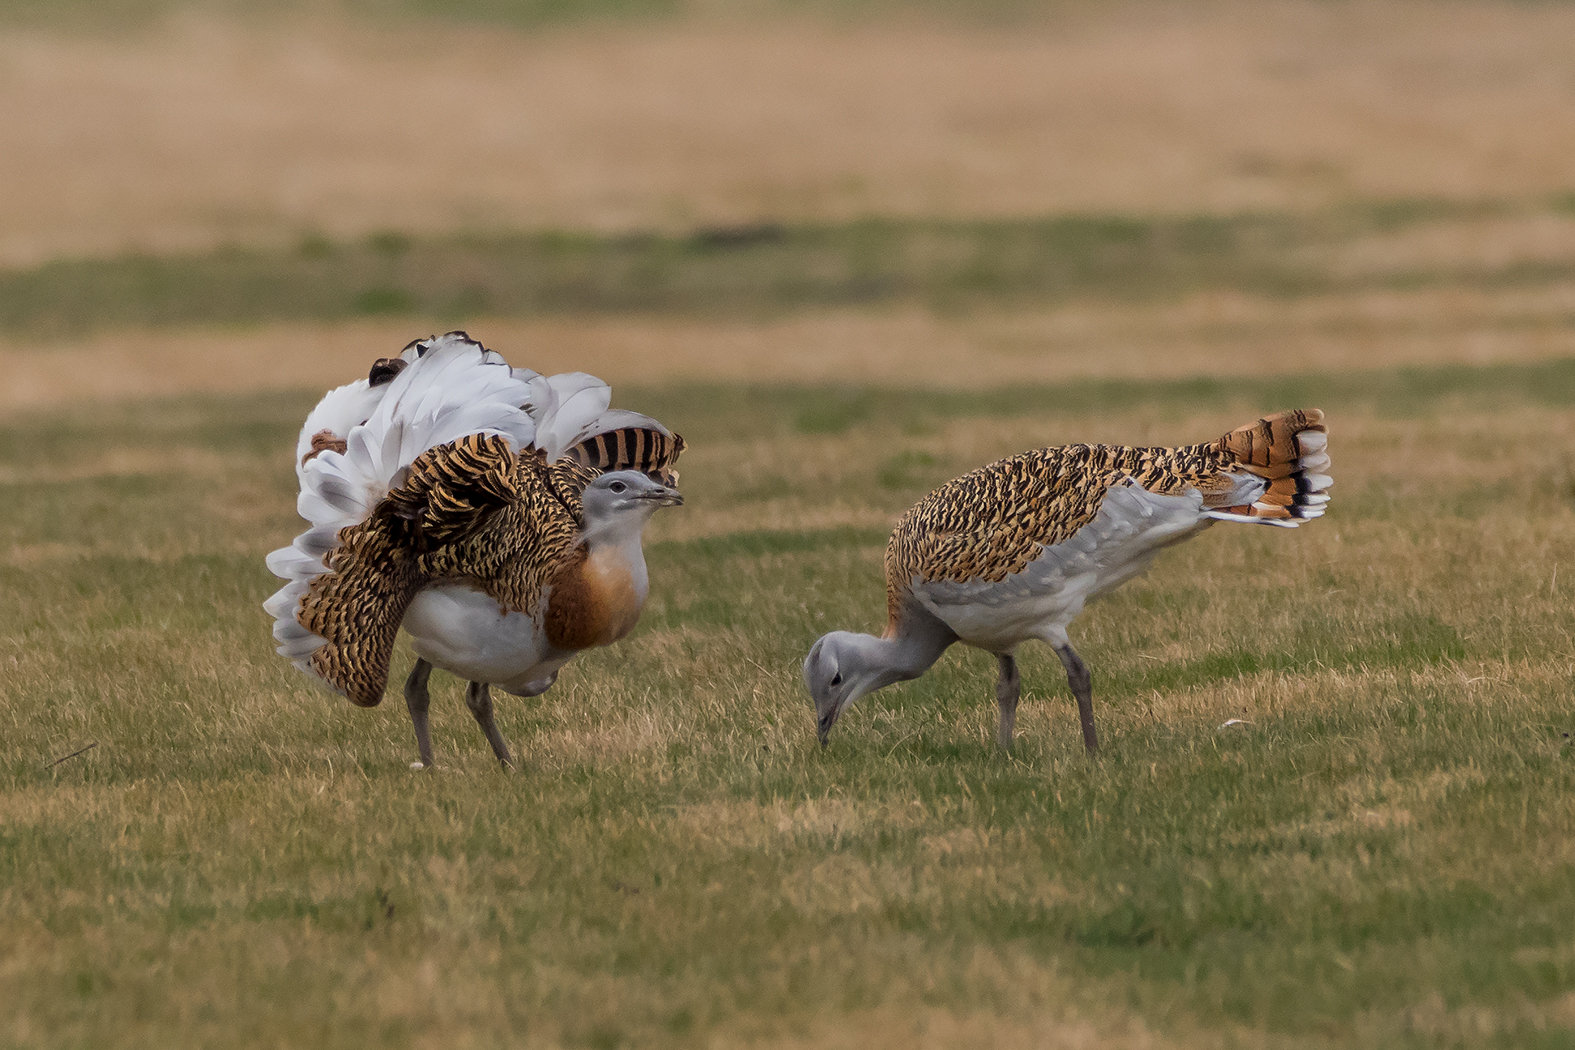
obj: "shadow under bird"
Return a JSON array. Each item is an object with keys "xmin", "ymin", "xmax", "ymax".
[
  {"xmin": 265, "ymin": 331, "xmax": 685, "ymax": 768},
  {"xmin": 804, "ymin": 409, "xmax": 1331, "ymax": 754}
]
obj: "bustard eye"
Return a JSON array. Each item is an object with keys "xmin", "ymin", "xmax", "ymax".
[
  {"xmin": 830, "ymin": 673, "xmax": 843, "ymax": 687},
  {"xmin": 609, "ymin": 480, "xmax": 628, "ymax": 494}
]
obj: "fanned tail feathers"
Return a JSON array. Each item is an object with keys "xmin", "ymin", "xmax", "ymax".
[{"xmin": 1205, "ymin": 408, "xmax": 1331, "ymax": 527}]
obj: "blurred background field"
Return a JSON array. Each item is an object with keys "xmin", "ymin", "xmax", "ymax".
[{"xmin": 4, "ymin": 1, "xmax": 1575, "ymax": 1048}]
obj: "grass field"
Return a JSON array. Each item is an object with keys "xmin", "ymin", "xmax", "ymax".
[
  {"xmin": 5, "ymin": 360, "xmax": 1575, "ymax": 1048},
  {"xmin": 6, "ymin": 0, "xmax": 1575, "ymax": 1045}
]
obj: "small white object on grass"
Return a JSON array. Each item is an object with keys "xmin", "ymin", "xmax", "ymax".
[{"xmin": 1220, "ymin": 718, "xmax": 1253, "ymax": 728}]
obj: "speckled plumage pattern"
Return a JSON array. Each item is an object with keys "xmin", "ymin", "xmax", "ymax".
[{"xmin": 885, "ymin": 409, "xmax": 1327, "ymax": 625}]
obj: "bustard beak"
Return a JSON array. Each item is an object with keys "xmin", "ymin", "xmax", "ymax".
[
  {"xmin": 638, "ymin": 486, "xmax": 684, "ymax": 507},
  {"xmin": 816, "ymin": 707, "xmax": 839, "ymax": 747}
]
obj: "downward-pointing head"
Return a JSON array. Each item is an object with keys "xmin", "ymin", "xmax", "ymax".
[{"xmin": 804, "ymin": 631, "xmax": 882, "ymax": 746}]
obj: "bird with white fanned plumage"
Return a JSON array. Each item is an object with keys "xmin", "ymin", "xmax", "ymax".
[
  {"xmin": 804, "ymin": 409, "xmax": 1331, "ymax": 754},
  {"xmin": 265, "ymin": 331, "xmax": 685, "ymax": 769}
]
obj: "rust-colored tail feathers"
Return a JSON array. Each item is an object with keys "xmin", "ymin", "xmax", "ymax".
[{"xmin": 1207, "ymin": 408, "xmax": 1331, "ymax": 526}]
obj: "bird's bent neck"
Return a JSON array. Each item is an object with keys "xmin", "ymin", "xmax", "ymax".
[{"xmin": 858, "ymin": 608, "xmax": 956, "ymax": 688}]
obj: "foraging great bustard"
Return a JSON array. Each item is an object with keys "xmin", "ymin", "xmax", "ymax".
[
  {"xmin": 804, "ymin": 410, "xmax": 1330, "ymax": 754},
  {"xmin": 265, "ymin": 332, "xmax": 685, "ymax": 768}
]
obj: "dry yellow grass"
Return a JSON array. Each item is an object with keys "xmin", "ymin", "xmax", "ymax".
[
  {"xmin": 5, "ymin": 278, "xmax": 1575, "ymax": 411},
  {"xmin": 5, "ymin": 1, "xmax": 1575, "ymax": 266}
]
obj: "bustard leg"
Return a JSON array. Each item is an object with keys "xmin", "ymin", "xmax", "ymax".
[
  {"xmin": 995, "ymin": 652, "xmax": 1021, "ymax": 752},
  {"xmin": 464, "ymin": 681, "xmax": 515, "ymax": 769},
  {"xmin": 1052, "ymin": 642, "xmax": 1099, "ymax": 754},
  {"xmin": 404, "ymin": 659, "xmax": 436, "ymax": 769}
]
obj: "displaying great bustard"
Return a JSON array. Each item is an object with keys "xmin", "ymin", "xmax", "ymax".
[
  {"xmin": 265, "ymin": 332, "xmax": 685, "ymax": 768},
  {"xmin": 804, "ymin": 410, "xmax": 1331, "ymax": 754}
]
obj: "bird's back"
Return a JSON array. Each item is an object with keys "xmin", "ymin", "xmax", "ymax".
[{"xmin": 885, "ymin": 410, "xmax": 1328, "ymax": 625}]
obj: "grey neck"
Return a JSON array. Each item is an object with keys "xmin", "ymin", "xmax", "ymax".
[
  {"xmin": 580, "ymin": 504, "xmax": 656, "ymax": 550},
  {"xmin": 856, "ymin": 610, "xmax": 956, "ymax": 691}
]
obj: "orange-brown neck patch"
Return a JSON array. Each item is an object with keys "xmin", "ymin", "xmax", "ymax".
[{"xmin": 544, "ymin": 545, "xmax": 645, "ymax": 651}]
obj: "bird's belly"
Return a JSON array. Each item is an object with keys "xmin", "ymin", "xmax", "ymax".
[
  {"xmin": 404, "ymin": 583, "xmax": 561, "ymax": 690},
  {"xmin": 928, "ymin": 576, "xmax": 1098, "ymax": 651},
  {"xmin": 914, "ymin": 481, "xmax": 1212, "ymax": 651}
]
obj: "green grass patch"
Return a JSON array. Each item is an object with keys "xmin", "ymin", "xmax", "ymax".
[{"xmin": 5, "ymin": 198, "xmax": 1574, "ymax": 338}]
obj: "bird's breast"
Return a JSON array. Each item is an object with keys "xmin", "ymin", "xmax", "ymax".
[{"xmin": 544, "ymin": 544, "xmax": 649, "ymax": 651}]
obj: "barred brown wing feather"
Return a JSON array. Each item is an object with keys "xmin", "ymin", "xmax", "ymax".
[
  {"xmin": 297, "ymin": 521, "xmax": 426, "ymax": 708},
  {"xmin": 381, "ymin": 434, "xmax": 521, "ymax": 549},
  {"xmin": 289, "ymin": 434, "xmax": 590, "ymax": 708},
  {"xmin": 292, "ymin": 435, "xmax": 521, "ymax": 707}
]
